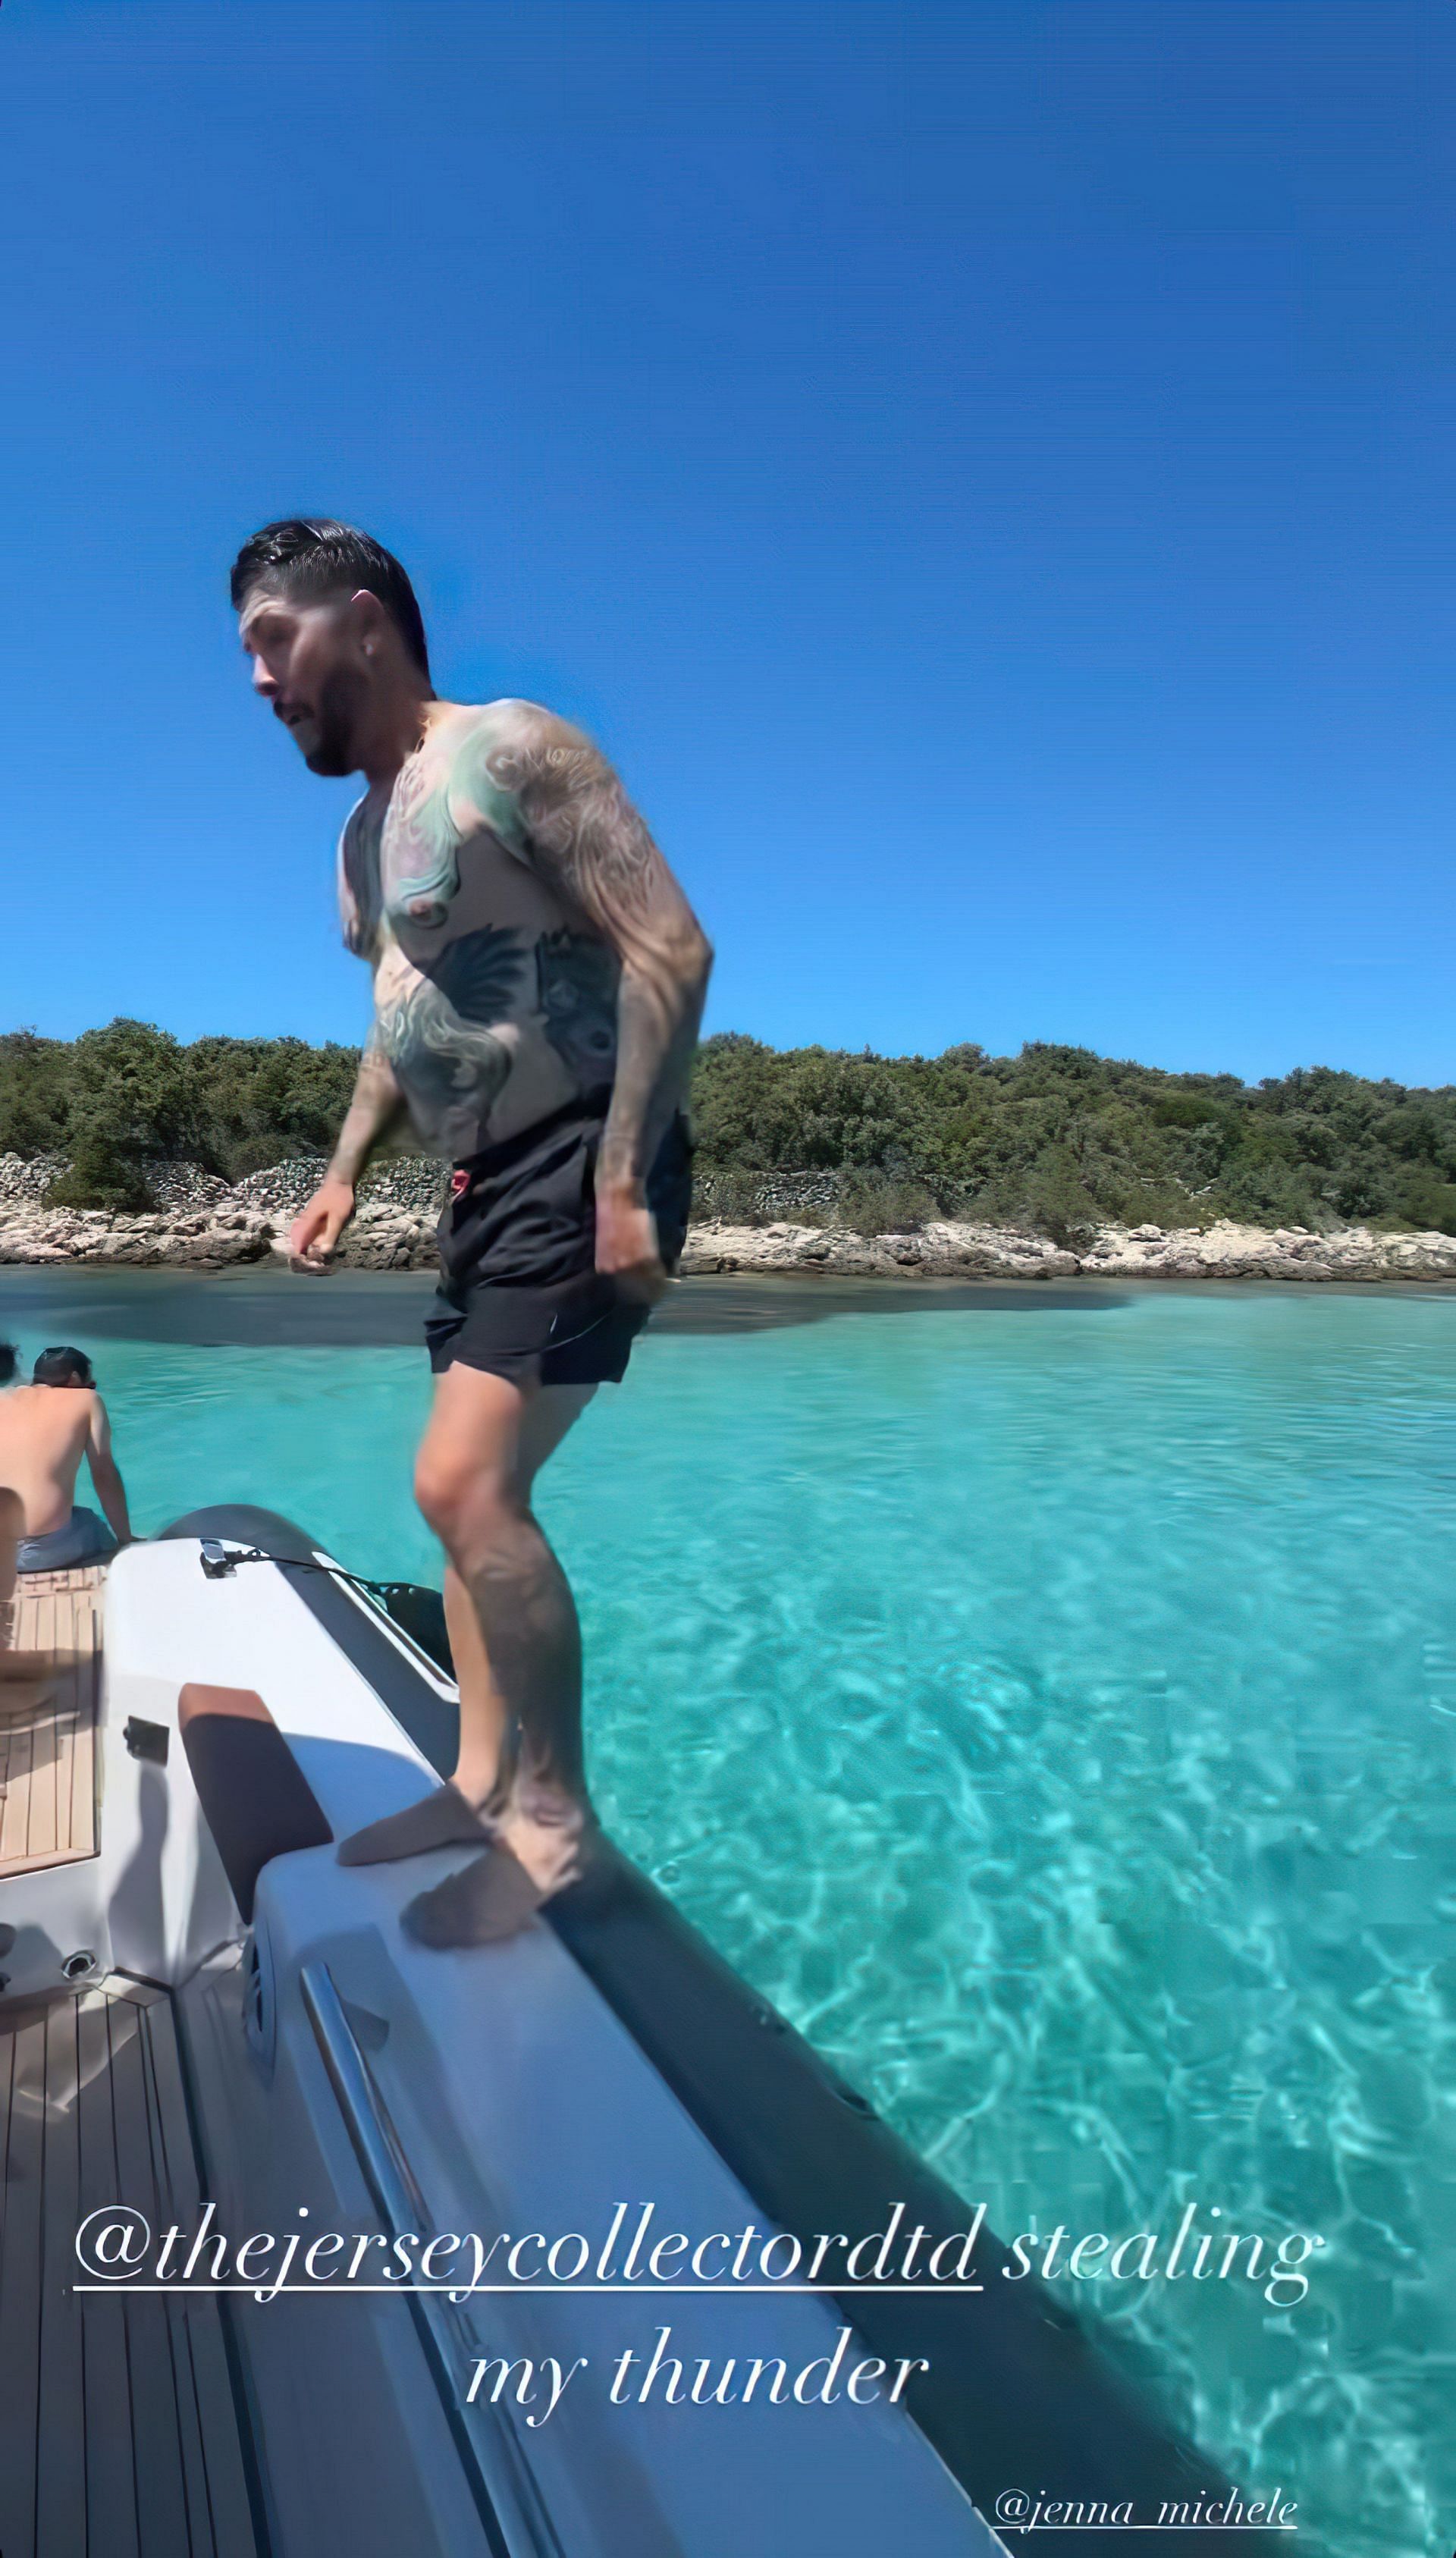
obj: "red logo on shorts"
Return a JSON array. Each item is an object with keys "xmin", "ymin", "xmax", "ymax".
[{"xmin": 450, "ymin": 1169, "xmax": 472, "ymax": 1200}]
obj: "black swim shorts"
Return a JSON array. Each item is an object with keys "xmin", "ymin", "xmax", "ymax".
[{"xmin": 425, "ymin": 1092, "xmax": 695, "ymax": 1387}]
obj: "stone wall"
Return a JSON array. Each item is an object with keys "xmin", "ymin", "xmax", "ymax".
[
  {"xmin": 229, "ymin": 1157, "xmax": 449, "ymax": 1219},
  {"xmin": 692, "ymin": 1168, "xmax": 847, "ymax": 1221},
  {"xmin": 0, "ymin": 1153, "xmax": 66, "ymax": 1204}
]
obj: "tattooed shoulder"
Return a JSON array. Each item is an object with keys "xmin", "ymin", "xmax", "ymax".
[
  {"xmin": 453, "ymin": 701, "xmax": 588, "ymax": 817},
  {"xmin": 443, "ymin": 702, "xmax": 544, "ymax": 853},
  {"xmin": 452, "ymin": 700, "xmax": 659, "ymax": 924}
]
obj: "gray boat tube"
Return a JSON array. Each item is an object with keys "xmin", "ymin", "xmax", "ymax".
[{"xmin": 160, "ymin": 1504, "xmax": 1305, "ymax": 2558}]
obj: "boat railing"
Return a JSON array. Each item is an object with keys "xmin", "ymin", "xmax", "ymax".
[{"xmin": 299, "ymin": 1959, "xmax": 570, "ymax": 2558}]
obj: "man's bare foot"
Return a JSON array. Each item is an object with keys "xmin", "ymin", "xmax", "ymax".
[
  {"xmin": 400, "ymin": 1841, "xmax": 546, "ymax": 1948},
  {"xmin": 451, "ymin": 1761, "xmax": 510, "ymax": 1823},
  {"xmin": 336, "ymin": 1780, "xmax": 493, "ymax": 1867},
  {"xmin": 494, "ymin": 1780, "xmax": 591, "ymax": 1897},
  {"xmin": 400, "ymin": 1786, "xmax": 595, "ymax": 1949}
]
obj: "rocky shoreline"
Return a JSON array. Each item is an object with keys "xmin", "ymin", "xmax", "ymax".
[
  {"xmin": 682, "ymin": 1218, "xmax": 1456, "ymax": 1282},
  {"xmin": 0, "ymin": 1182, "xmax": 1453, "ymax": 1284}
]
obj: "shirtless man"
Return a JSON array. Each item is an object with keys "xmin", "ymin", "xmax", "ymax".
[
  {"xmin": 0, "ymin": 1343, "xmax": 52, "ymax": 1710},
  {"xmin": 232, "ymin": 519, "xmax": 712, "ymax": 1946},
  {"xmin": 0, "ymin": 1347, "xmax": 133, "ymax": 1574}
]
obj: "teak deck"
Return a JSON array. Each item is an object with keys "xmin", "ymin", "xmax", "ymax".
[
  {"xmin": 0, "ymin": 1564, "xmax": 103, "ymax": 1877},
  {"xmin": 0, "ymin": 1976, "xmax": 260, "ymax": 2558}
]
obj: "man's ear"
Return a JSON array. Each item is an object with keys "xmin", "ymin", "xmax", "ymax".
[{"xmin": 350, "ymin": 587, "xmax": 390, "ymax": 661}]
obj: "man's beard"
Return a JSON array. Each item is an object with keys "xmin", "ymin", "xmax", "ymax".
[{"xmin": 301, "ymin": 664, "xmax": 366, "ymax": 775}]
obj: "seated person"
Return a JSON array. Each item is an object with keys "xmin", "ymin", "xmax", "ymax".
[
  {"xmin": 0, "ymin": 1345, "xmax": 133, "ymax": 1573},
  {"xmin": 1, "ymin": 1343, "xmax": 55, "ymax": 1706}
]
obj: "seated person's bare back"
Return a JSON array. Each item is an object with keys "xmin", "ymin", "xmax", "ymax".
[
  {"xmin": 0, "ymin": 1346, "xmax": 132, "ymax": 1565},
  {"xmin": 0, "ymin": 1342, "xmax": 130, "ymax": 1703}
]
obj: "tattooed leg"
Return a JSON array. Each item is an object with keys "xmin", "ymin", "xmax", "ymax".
[
  {"xmin": 410, "ymin": 1364, "xmax": 596, "ymax": 1913},
  {"xmin": 441, "ymin": 1563, "xmax": 510, "ymax": 1812}
]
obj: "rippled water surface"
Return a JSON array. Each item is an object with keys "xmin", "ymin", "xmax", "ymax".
[{"xmin": 4, "ymin": 1270, "xmax": 1454, "ymax": 2556}]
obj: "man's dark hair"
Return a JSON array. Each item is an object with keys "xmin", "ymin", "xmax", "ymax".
[
  {"xmin": 230, "ymin": 519, "xmax": 431, "ymax": 680},
  {"xmin": 0, "ymin": 1343, "xmax": 16, "ymax": 1386},
  {"xmin": 34, "ymin": 1346, "xmax": 94, "ymax": 1387}
]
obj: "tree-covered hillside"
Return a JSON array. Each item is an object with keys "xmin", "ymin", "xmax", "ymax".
[
  {"xmin": 2, "ymin": 1019, "xmax": 1454, "ymax": 1237},
  {"xmin": 692, "ymin": 1034, "xmax": 1456, "ymax": 1237}
]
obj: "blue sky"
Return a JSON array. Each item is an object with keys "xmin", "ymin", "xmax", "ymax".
[{"xmin": 1, "ymin": 0, "xmax": 1451, "ymax": 1084}]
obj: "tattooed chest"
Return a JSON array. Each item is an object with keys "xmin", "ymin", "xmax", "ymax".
[
  {"xmin": 372, "ymin": 923, "xmax": 620, "ymax": 1140},
  {"xmin": 533, "ymin": 931, "xmax": 620, "ymax": 1083}
]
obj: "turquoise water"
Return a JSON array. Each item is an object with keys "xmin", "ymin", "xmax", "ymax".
[{"xmin": 5, "ymin": 1274, "xmax": 1454, "ymax": 2555}]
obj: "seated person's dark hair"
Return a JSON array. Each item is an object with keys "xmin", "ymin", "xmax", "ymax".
[
  {"xmin": 229, "ymin": 517, "xmax": 431, "ymax": 680},
  {"xmin": 33, "ymin": 1345, "xmax": 94, "ymax": 1388},
  {"xmin": 0, "ymin": 1342, "xmax": 16, "ymax": 1385}
]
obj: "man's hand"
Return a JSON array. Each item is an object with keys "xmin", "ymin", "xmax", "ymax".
[
  {"xmin": 595, "ymin": 1179, "xmax": 667, "ymax": 1304},
  {"xmin": 290, "ymin": 1177, "xmax": 356, "ymax": 1274}
]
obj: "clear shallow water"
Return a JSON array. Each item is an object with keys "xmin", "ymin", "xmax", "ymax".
[{"xmin": 4, "ymin": 1272, "xmax": 1454, "ymax": 2557}]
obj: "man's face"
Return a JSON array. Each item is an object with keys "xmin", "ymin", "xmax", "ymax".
[{"xmin": 239, "ymin": 588, "xmax": 369, "ymax": 777}]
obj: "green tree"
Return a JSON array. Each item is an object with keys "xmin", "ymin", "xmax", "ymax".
[
  {"xmin": 0, "ymin": 1030, "xmax": 71, "ymax": 1156},
  {"xmin": 46, "ymin": 1018, "xmax": 200, "ymax": 1211}
]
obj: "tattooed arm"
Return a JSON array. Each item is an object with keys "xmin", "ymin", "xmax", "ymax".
[
  {"xmin": 288, "ymin": 1028, "xmax": 405, "ymax": 1274},
  {"xmin": 456, "ymin": 703, "xmax": 713, "ymax": 1295}
]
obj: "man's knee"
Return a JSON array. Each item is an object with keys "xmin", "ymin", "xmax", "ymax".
[{"xmin": 414, "ymin": 1443, "xmax": 514, "ymax": 1546}]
